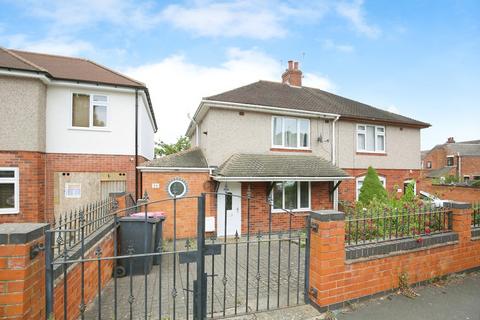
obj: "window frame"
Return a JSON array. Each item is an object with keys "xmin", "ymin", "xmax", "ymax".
[
  {"xmin": 446, "ymin": 156, "xmax": 454, "ymax": 167},
  {"xmin": 356, "ymin": 175, "xmax": 386, "ymax": 201},
  {"xmin": 71, "ymin": 93, "xmax": 109, "ymax": 129},
  {"xmin": 167, "ymin": 180, "xmax": 187, "ymax": 198},
  {"xmin": 403, "ymin": 179, "xmax": 417, "ymax": 195},
  {"xmin": 356, "ymin": 124, "xmax": 386, "ymax": 153},
  {"xmin": 271, "ymin": 116, "xmax": 310, "ymax": 150},
  {"xmin": 426, "ymin": 161, "xmax": 432, "ymax": 169},
  {"xmin": 0, "ymin": 167, "xmax": 19, "ymax": 214},
  {"xmin": 271, "ymin": 181, "xmax": 311, "ymax": 213}
]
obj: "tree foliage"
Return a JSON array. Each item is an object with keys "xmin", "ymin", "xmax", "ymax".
[
  {"xmin": 358, "ymin": 166, "xmax": 387, "ymax": 205},
  {"xmin": 155, "ymin": 136, "xmax": 191, "ymax": 157}
]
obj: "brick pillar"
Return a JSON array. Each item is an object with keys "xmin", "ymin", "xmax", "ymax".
[
  {"xmin": 447, "ymin": 202, "xmax": 472, "ymax": 243},
  {"xmin": 0, "ymin": 223, "xmax": 49, "ymax": 319},
  {"xmin": 308, "ymin": 210, "xmax": 346, "ymax": 309}
]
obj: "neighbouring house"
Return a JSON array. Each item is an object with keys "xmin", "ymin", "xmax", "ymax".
[
  {"xmin": 0, "ymin": 48, "xmax": 157, "ymax": 224},
  {"xmin": 422, "ymin": 137, "xmax": 480, "ymax": 182},
  {"xmin": 139, "ymin": 60, "xmax": 429, "ymax": 238}
]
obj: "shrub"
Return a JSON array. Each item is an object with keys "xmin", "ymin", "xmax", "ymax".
[{"xmin": 358, "ymin": 166, "xmax": 387, "ymax": 205}]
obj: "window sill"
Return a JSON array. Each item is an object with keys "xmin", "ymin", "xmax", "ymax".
[
  {"xmin": 270, "ymin": 148, "xmax": 312, "ymax": 153},
  {"xmin": 0, "ymin": 209, "xmax": 20, "ymax": 215},
  {"xmin": 356, "ymin": 152, "xmax": 387, "ymax": 156},
  {"xmin": 272, "ymin": 208, "xmax": 311, "ymax": 214},
  {"xmin": 69, "ymin": 127, "xmax": 111, "ymax": 132}
]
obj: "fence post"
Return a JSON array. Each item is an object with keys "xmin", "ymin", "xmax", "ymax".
[
  {"xmin": 447, "ymin": 201, "xmax": 472, "ymax": 243},
  {"xmin": 45, "ymin": 230, "xmax": 55, "ymax": 319},
  {"xmin": 195, "ymin": 194, "xmax": 206, "ymax": 320}
]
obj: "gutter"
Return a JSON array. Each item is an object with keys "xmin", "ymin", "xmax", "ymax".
[
  {"xmin": 138, "ymin": 167, "xmax": 214, "ymax": 174},
  {"xmin": 212, "ymin": 176, "xmax": 352, "ymax": 182}
]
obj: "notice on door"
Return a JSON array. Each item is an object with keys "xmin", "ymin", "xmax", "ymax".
[{"xmin": 65, "ymin": 183, "xmax": 81, "ymax": 198}]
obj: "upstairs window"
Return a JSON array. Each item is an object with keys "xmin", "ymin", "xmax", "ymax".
[
  {"xmin": 357, "ymin": 124, "xmax": 385, "ymax": 153},
  {"xmin": 0, "ymin": 168, "xmax": 19, "ymax": 214},
  {"xmin": 272, "ymin": 116, "xmax": 310, "ymax": 149},
  {"xmin": 272, "ymin": 181, "xmax": 310, "ymax": 211},
  {"xmin": 446, "ymin": 156, "xmax": 454, "ymax": 166},
  {"xmin": 427, "ymin": 161, "xmax": 432, "ymax": 169},
  {"xmin": 72, "ymin": 93, "xmax": 108, "ymax": 128}
]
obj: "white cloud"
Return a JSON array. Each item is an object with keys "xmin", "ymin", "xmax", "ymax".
[
  {"xmin": 335, "ymin": 0, "xmax": 381, "ymax": 38},
  {"xmin": 322, "ymin": 39, "xmax": 354, "ymax": 53},
  {"xmin": 124, "ymin": 48, "xmax": 334, "ymax": 143}
]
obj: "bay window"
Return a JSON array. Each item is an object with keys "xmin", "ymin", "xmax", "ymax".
[
  {"xmin": 0, "ymin": 167, "xmax": 19, "ymax": 214},
  {"xmin": 272, "ymin": 181, "xmax": 310, "ymax": 211},
  {"xmin": 72, "ymin": 93, "xmax": 108, "ymax": 128},
  {"xmin": 357, "ymin": 124, "xmax": 385, "ymax": 153},
  {"xmin": 272, "ymin": 116, "xmax": 310, "ymax": 149}
]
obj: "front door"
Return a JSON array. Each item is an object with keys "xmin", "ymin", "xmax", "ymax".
[{"xmin": 217, "ymin": 182, "xmax": 241, "ymax": 237}]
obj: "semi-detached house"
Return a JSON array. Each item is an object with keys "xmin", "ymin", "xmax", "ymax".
[
  {"xmin": 140, "ymin": 61, "xmax": 430, "ymax": 238},
  {"xmin": 0, "ymin": 48, "xmax": 157, "ymax": 223}
]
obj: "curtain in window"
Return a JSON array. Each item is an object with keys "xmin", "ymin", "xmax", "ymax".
[
  {"xmin": 273, "ymin": 117, "xmax": 283, "ymax": 146},
  {"xmin": 273, "ymin": 182, "xmax": 283, "ymax": 209},
  {"xmin": 284, "ymin": 118, "xmax": 297, "ymax": 148},
  {"xmin": 299, "ymin": 120, "xmax": 309, "ymax": 147},
  {"xmin": 284, "ymin": 181, "xmax": 298, "ymax": 209},
  {"xmin": 366, "ymin": 126, "xmax": 375, "ymax": 151},
  {"xmin": 72, "ymin": 94, "xmax": 90, "ymax": 127}
]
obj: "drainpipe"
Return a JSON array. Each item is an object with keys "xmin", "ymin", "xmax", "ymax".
[
  {"xmin": 457, "ymin": 152, "xmax": 461, "ymax": 180},
  {"xmin": 135, "ymin": 89, "xmax": 139, "ymax": 200},
  {"xmin": 332, "ymin": 116, "xmax": 340, "ymax": 210}
]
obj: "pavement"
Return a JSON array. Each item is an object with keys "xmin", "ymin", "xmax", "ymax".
[{"xmin": 227, "ymin": 271, "xmax": 480, "ymax": 320}]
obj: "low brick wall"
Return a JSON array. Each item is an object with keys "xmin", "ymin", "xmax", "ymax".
[
  {"xmin": 308, "ymin": 204, "xmax": 480, "ymax": 311},
  {"xmin": 0, "ymin": 223, "xmax": 50, "ymax": 319}
]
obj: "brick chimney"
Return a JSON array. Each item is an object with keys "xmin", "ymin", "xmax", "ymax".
[
  {"xmin": 446, "ymin": 137, "xmax": 456, "ymax": 144},
  {"xmin": 282, "ymin": 60, "xmax": 302, "ymax": 87}
]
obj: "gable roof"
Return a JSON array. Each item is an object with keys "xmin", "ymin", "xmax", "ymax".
[
  {"xmin": 215, "ymin": 153, "xmax": 349, "ymax": 180},
  {"xmin": 204, "ymin": 80, "xmax": 429, "ymax": 128},
  {"xmin": 426, "ymin": 167, "xmax": 454, "ymax": 178},
  {"xmin": 0, "ymin": 47, "xmax": 157, "ymax": 131},
  {"xmin": 445, "ymin": 143, "xmax": 480, "ymax": 157},
  {"xmin": 139, "ymin": 148, "xmax": 209, "ymax": 169}
]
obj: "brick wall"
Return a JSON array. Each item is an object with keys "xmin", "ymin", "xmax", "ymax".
[
  {"xmin": 308, "ymin": 206, "xmax": 480, "ymax": 310},
  {"xmin": 417, "ymin": 182, "xmax": 480, "ymax": 203},
  {"xmin": 45, "ymin": 153, "xmax": 139, "ymax": 223},
  {"xmin": 0, "ymin": 224, "xmax": 49, "ymax": 319},
  {"xmin": 460, "ymin": 156, "xmax": 480, "ymax": 179},
  {"xmin": 0, "ymin": 151, "xmax": 45, "ymax": 223},
  {"xmin": 339, "ymin": 168, "xmax": 421, "ymax": 203},
  {"xmin": 423, "ymin": 145, "xmax": 448, "ymax": 170},
  {"xmin": 52, "ymin": 230, "xmax": 115, "ymax": 320},
  {"xmin": 241, "ymin": 182, "xmax": 333, "ymax": 234},
  {"xmin": 141, "ymin": 171, "xmax": 215, "ymax": 239}
]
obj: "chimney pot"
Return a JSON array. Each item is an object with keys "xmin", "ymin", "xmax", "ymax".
[
  {"xmin": 447, "ymin": 137, "xmax": 456, "ymax": 143},
  {"xmin": 282, "ymin": 60, "xmax": 302, "ymax": 87}
]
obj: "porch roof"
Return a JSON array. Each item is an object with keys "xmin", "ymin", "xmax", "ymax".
[
  {"xmin": 213, "ymin": 153, "xmax": 350, "ymax": 181},
  {"xmin": 138, "ymin": 148, "xmax": 210, "ymax": 171}
]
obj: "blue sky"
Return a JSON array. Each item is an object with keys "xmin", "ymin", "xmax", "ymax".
[{"xmin": 1, "ymin": 0, "xmax": 479, "ymax": 149}]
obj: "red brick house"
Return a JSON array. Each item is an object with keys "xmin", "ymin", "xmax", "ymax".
[
  {"xmin": 139, "ymin": 61, "xmax": 429, "ymax": 238},
  {"xmin": 0, "ymin": 48, "xmax": 157, "ymax": 223},
  {"xmin": 422, "ymin": 137, "xmax": 480, "ymax": 182}
]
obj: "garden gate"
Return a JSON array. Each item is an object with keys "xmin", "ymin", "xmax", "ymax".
[{"xmin": 45, "ymin": 191, "xmax": 311, "ymax": 319}]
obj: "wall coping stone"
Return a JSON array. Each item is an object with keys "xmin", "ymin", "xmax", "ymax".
[
  {"xmin": 0, "ymin": 223, "xmax": 50, "ymax": 244},
  {"xmin": 444, "ymin": 201, "xmax": 471, "ymax": 209},
  {"xmin": 310, "ymin": 210, "xmax": 345, "ymax": 221},
  {"xmin": 346, "ymin": 232, "xmax": 459, "ymax": 261}
]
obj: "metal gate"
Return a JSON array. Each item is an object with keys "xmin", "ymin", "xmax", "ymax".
[{"xmin": 45, "ymin": 191, "xmax": 311, "ymax": 319}]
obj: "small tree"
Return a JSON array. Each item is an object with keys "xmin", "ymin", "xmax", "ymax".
[
  {"xmin": 402, "ymin": 181, "xmax": 416, "ymax": 203},
  {"xmin": 358, "ymin": 166, "xmax": 387, "ymax": 205},
  {"xmin": 155, "ymin": 136, "xmax": 191, "ymax": 157}
]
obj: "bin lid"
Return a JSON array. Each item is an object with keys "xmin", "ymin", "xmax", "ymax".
[
  {"xmin": 119, "ymin": 216, "xmax": 161, "ymax": 223},
  {"xmin": 130, "ymin": 211, "xmax": 166, "ymax": 221}
]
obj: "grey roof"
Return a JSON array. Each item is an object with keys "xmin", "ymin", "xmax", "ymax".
[
  {"xmin": 205, "ymin": 80, "xmax": 429, "ymax": 128},
  {"xmin": 140, "ymin": 148, "xmax": 208, "ymax": 168},
  {"xmin": 216, "ymin": 153, "xmax": 349, "ymax": 178},
  {"xmin": 426, "ymin": 167, "xmax": 454, "ymax": 178},
  {"xmin": 445, "ymin": 143, "xmax": 480, "ymax": 156}
]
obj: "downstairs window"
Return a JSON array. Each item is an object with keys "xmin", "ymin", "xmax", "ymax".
[
  {"xmin": 0, "ymin": 168, "xmax": 19, "ymax": 214},
  {"xmin": 272, "ymin": 181, "xmax": 310, "ymax": 211}
]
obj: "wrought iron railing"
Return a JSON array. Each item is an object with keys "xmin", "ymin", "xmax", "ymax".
[
  {"xmin": 472, "ymin": 202, "xmax": 480, "ymax": 228},
  {"xmin": 52, "ymin": 197, "xmax": 118, "ymax": 255},
  {"xmin": 345, "ymin": 206, "xmax": 452, "ymax": 247}
]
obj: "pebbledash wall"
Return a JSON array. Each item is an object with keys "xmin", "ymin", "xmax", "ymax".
[{"xmin": 307, "ymin": 204, "xmax": 480, "ymax": 311}]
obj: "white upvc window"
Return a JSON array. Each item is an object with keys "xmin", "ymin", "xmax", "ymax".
[
  {"xmin": 72, "ymin": 93, "xmax": 108, "ymax": 128},
  {"xmin": 356, "ymin": 124, "xmax": 385, "ymax": 153},
  {"xmin": 403, "ymin": 179, "xmax": 417, "ymax": 195},
  {"xmin": 272, "ymin": 116, "xmax": 310, "ymax": 149},
  {"xmin": 356, "ymin": 175, "xmax": 386, "ymax": 201},
  {"xmin": 446, "ymin": 156, "xmax": 454, "ymax": 167},
  {"xmin": 0, "ymin": 167, "xmax": 19, "ymax": 214},
  {"xmin": 272, "ymin": 181, "xmax": 311, "ymax": 212}
]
